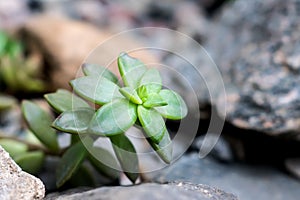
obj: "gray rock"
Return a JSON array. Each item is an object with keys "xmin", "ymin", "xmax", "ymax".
[
  {"xmin": 45, "ymin": 182, "xmax": 237, "ymax": 200},
  {"xmin": 285, "ymin": 158, "xmax": 300, "ymax": 179},
  {"xmin": 192, "ymin": 135, "xmax": 234, "ymax": 162},
  {"xmin": 206, "ymin": 0, "xmax": 300, "ymax": 135},
  {"xmin": 0, "ymin": 106, "xmax": 22, "ymax": 136},
  {"xmin": 144, "ymin": 153, "xmax": 300, "ymax": 200},
  {"xmin": 168, "ymin": 181, "xmax": 237, "ymax": 200},
  {"xmin": 0, "ymin": 145, "xmax": 45, "ymax": 200},
  {"xmin": 0, "ymin": 0, "xmax": 29, "ymax": 30}
]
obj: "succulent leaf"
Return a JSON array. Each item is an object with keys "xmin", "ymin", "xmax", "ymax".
[
  {"xmin": 110, "ymin": 134, "xmax": 139, "ymax": 183},
  {"xmin": 137, "ymin": 105, "xmax": 165, "ymax": 143},
  {"xmin": 56, "ymin": 139, "xmax": 87, "ymax": 187},
  {"xmin": 44, "ymin": 89, "xmax": 90, "ymax": 114},
  {"xmin": 89, "ymin": 99, "xmax": 137, "ymax": 136},
  {"xmin": 70, "ymin": 76, "xmax": 122, "ymax": 105},
  {"xmin": 142, "ymin": 93, "xmax": 167, "ymax": 108},
  {"xmin": 155, "ymin": 89, "xmax": 187, "ymax": 120},
  {"xmin": 138, "ymin": 68, "xmax": 162, "ymax": 96},
  {"xmin": 21, "ymin": 100, "xmax": 59, "ymax": 152},
  {"xmin": 0, "ymin": 139, "xmax": 28, "ymax": 158},
  {"xmin": 52, "ymin": 108, "xmax": 94, "ymax": 134},
  {"xmin": 118, "ymin": 52, "xmax": 147, "ymax": 89},
  {"xmin": 146, "ymin": 128, "xmax": 172, "ymax": 164},
  {"xmin": 119, "ymin": 87, "xmax": 143, "ymax": 105},
  {"xmin": 82, "ymin": 63, "xmax": 119, "ymax": 84},
  {"xmin": 14, "ymin": 151, "xmax": 44, "ymax": 174}
]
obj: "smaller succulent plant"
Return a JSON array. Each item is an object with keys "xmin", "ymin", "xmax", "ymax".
[
  {"xmin": 0, "ymin": 93, "xmax": 17, "ymax": 111},
  {"xmin": 17, "ymin": 53, "xmax": 187, "ymax": 188},
  {"xmin": 0, "ymin": 31, "xmax": 45, "ymax": 93}
]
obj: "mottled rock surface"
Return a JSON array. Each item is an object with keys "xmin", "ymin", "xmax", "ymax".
[
  {"xmin": 207, "ymin": 0, "xmax": 300, "ymax": 135},
  {"xmin": 45, "ymin": 182, "xmax": 237, "ymax": 200},
  {"xmin": 144, "ymin": 153, "xmax": 300, "ymax": 200},
  {"xmin": 0, "ymin": 145, "xmax": 45, "ymax": 200}
]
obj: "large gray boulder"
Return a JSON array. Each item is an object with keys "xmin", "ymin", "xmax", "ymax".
[
  {"xmin": 45, "ymin": 182, "xmax": 237, "ymax": 200},
  {"xmin": 144, "ymin": 153, "xmax": 300, "ymax": 200},
  {"xmin": 207, "ymin": 0, "xmax": 300, "ymax": 135}
]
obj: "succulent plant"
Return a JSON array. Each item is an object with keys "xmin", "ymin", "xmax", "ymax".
[
  {"xmin": 0, "ymin": 93, "xmax": 17, "ymax": 110},
  {"xmin": 0, "ymin": 31, "xmax": 45, "ymax": 93},
  {"xmin": 12, "ymin": 53, "xmax": 187, "ymax": 188}
]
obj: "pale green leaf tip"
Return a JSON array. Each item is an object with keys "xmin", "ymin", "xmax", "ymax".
[
  {"xmin": 81, "ymin": 63, "xmax": 87, "ymax": 68},
  {"xmin": 119, "ymin": 52, "xmax": 127, "ymax": 57},
  {"xmin": 118, "ymin": 52, "xmax": 127, "ymax": 65},
  {"xmin": 143, "ymin": 99, "xmax": 168, "ymax": 108},
  {"xmin": 119, "ymin": 87, "xmax": 143, "ymax": 105},
  {"xmin": 126, "ymin": 172, "xmax": 139, "ymax": 183},
  {"xmin": 69, "ymin": 81, "xmax": 76, "ymax": 91},
  {"xmin": 164, "ymin": 157, "xmax": 171, "ymax": 164}
]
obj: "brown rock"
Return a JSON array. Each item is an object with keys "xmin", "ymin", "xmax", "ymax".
[{"xmin": 21, "ymin": 15, "xmax": 158, "ymax": 90}]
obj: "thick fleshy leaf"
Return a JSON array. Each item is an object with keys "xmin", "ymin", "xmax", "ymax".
[
  {"xmin": 110, "ymin": 134, "xmax": 139, "ymax": 183},
  {"xmin": 70, "ymin": 76, "xmax": 122, "ymax": 105},
  {"xmin": 89, "ymin": 99, "xmax": 137, "ymax": 136},
  {"xmin": 138, "ymin": 68, "xmax": 162, "ymax": 97},
  {"xmin": 44, "ymin": 89, "xmax": 90, "ymax": 114},
  {"xmin": 155, "ymin": 89, "xmax": 187, "ymax": 120},
  {"xmin": 137, "ymin": 105, "xmax": 165, "ymax": 143},
  {"xmin": 119, "ymin": 87, "xmax": 142, "ymax": 104},
  {"xmin": 0, "ymin": 57, "xmax": 17, "ymax": 90},
  {"xmin": 14, "ymin": 151, "xmax": 44, "ymax": 174},
  {"xmin": 0, "ymin": 94, "xmax": 17, "ymax": 110},
  {"xmin": 88, "ymin": 146, "xmax": 120, "ymax": 180},
  {"xmin": 21, "ymin": 100, "xmax": 59, "ymax": 152},
  {"xmin": 69, "ymin": 165, "xmax": 96, "ymax": 187},
  {"xmin": 0, "ymin": 139, "xmax": 28, "ymax": 158},
  {"xmin": 71, "ymin": 135, "xmax": 80, "ymax": 145},
  {"xmin": 143, "ymin": 93, "xmax": 167, "ymax": 108},
  {"xmin": 52, "ymin": 108, "xmax": 94, "ymax": 134},
  {"xmin": 146, "ymin": 128, "xmax": 172, "ymax": 164},
  {"xmin": 0, "ymin": 32, "xmax": 7, "ymax": 56},
  {"xmin": 25, "ymin": 130, "xmax": 42, "ymax": 146},
  {"xmin": 118, "ymin": 53, "xmax": 147, "ymax": 88},
  {"xmin": 82, "ymin": 63, "xmax": 119, "ymax": 84},
  {"xmin": 6, "ymin": 38, "xmax": 22, "ymax": 57},
  {"xmin": 56, "ymin": 140, "xmax": 87, "ymax": 187}
]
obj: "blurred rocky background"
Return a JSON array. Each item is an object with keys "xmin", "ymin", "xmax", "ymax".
[{"xmin": 1, "ymin": 0, "xmax": 300, "ymax": 200}]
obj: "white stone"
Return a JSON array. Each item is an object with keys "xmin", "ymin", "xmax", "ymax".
[{"xmin": 0, "ymin": 146, "xmax": 45, "ymax": 200}]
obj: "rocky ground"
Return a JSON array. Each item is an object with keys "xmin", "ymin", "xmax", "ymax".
[{"xmin": 1, "ymin": 0, "xmax": 300, "ymax": 200}]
